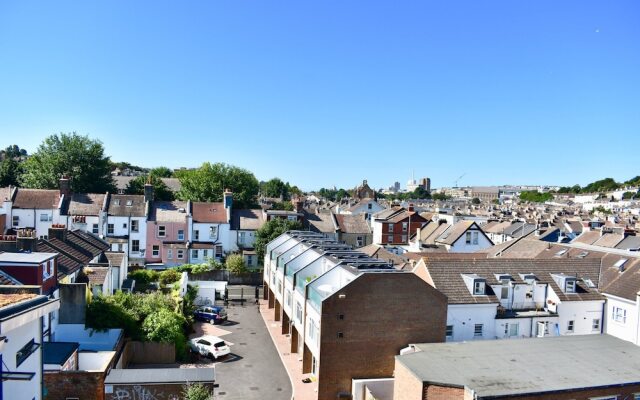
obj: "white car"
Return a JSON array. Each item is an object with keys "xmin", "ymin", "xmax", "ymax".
[{"xmin": 189, "ymin": 335, "xmax": 230, "ymax": 360}]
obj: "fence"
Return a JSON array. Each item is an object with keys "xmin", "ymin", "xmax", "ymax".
[
  {"xmin": 119, "ymin": 341, "xmax": 176, "ymax": 366},
  {"xmin": 189, "ymin": 270, "xmax": 264, "ymax": 285}
]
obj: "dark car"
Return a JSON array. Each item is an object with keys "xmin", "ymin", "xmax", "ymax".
[{"xmin": 194, "ymin": 306, "xmax": 228, "ymax": 324}]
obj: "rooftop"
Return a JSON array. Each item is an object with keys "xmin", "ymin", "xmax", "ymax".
[
  {"xmin": 0, "ymin": 252, "xmax": 57, "ymax": 264},
  {"xmin": 104, "ymin": 367, "xmax": 215, "ymax": 385},
  {"xmin": 400, "ymin": 335, "xmax": 640, "ymax": 398}
]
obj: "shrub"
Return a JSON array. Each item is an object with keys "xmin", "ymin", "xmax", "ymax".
[
  {"xmin": 142, "ymin": 308, "xmax": 188, "ymax": 359},
  {"xmin": 128, "ymin": 269, "xmax": 159, "ymax": 285},
  {"xmin": 226, "ymin": 254, "xmax": 248, "ymax": 275},
  {"xmin": 182, "ymin": 383, "xmax": 214, "ymax": 400},
  {"xmin": 159, "ymin": 269, "xmax": 181, "ymax": 286}
]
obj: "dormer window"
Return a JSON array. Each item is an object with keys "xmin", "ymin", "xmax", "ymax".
[
  {"xmin": 565, "ymin": 279, "xmax": 576, "ymax": 293},
  {"xmin": 474, "ymin": 281, "xmax": 486, "ymax": 295}
]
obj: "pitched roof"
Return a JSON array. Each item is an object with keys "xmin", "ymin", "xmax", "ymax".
[
  {"xmin": 358, "ymin": 244, "xmax": 409, "ymax": 269},
  {"xmin": 0, "ymin": 269, "xmax": 21, "ymax": 285},
  {"xmin": 108, "ymin": 194, "xmax": 146, "ymax": 217},
  {"xmin": 191, "ymin": 202, "xmax": 227, "ymax": 223},
  {"xmin": 37, "ymin": 240, "xmax": 84, "ymax": 277},
  {"xmin": 230, "ymin": 209, "xmax": 265, "ymax": 231},
  {"xmin": 435, "ymin": 220, "xmax": 480, "ymax": 245},
  {"xmin": 305, "ymin": 210, "xmax": 336, "ymax": 234},
  {"xmin": 65, "ymin": 230, "xmax": 107, "ymax": 256},
  {"xmin": 67, "ymin": 193, "xmax": 106, "ymax": 216},
  {"xmin": 421, "ymin": 257, "xmax": 603, "ymax": 304},
  {"xmin": 105, "ymin": 252, "xmax": 125, "ymax": 267},
  {"xmin": 84, "ymin": 266, "xmax": 110, "ymax": 285},
  {"xmin": 150, "ymin": 201, "xmax": 188, "ymax": 222},
  {"xmin": 12, "ymin": 188, "xmax": 61, "ymax": 209},
  {"xmin": 572, "ymin": 231, "xmax": 600, "ymax": 245},
  {"xmin": 592, "ymin": 233, "xmax": 625, "ymax": 248},
  {"xmin": 616, "ymin": 235, "xmax": 640, "ymax": 251},
  {"xmin": 335, "ymin": 214, "xmax": 370, "ymax": 234}
]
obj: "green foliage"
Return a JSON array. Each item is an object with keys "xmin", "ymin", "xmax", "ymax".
[
  {"xmin": 225, "ymin": 254, "xmax": 248, "ymax": 275},
  {"xmin": 125, "ymin": 174, "xmax": 174, "ymax": 201},
  {"xmin": 317, "ymin": 187, "xmax": 350, "ymax": 201},
  {"xmin": 176, "ymin": 162, "xmax": 259, "ymax": 208},
  {"xmin": 254, "ymin": 218, "xmax": 304, "ymax": 261},
  {"xmin": 0, "ymin": 158, "xmax": 23, "ymax": 187},
  {"xmin": 431, "ymin": 192, "xmax": 451, "ymax": 201},
  {"xmin": 582, "ymin": 178, "xmax": 619, "ymax": 193},
  {"xmin": 0, "ymin": 144, "xmax": 28, "ymax": 160},
  {"xmin": 128, "ymin": 269, "xmax": 159, "ymax": 285},
  {"xmin": 592, "ymin": 206, "xmax": 612, "ymax": 215},
  {"xmin": 622, "ymin": 191, "xmax": 637, "ymax": 200},
  {"xmin": 85, "ymin": 294, "xmax": 140, "ymax": 339},
  {"xmin": 159, "ymin": 269, "xmax": 181, "ymax": 286},
  {"xmin": 519, "ymin": 191, "xmax": 553, "ymax": 203},
  {"xmin": 271, "ymin": 201, "xmax": 294, "ymax": 211},
  {"xmin": 149, "ymin": 166, "xmax": 174, "ymax": 178},
  {"xmin": 262, "ymin": 178, "xmax": 289, "ymax": 199},
  {"xmin": 142, "ymin": 308, "xmax": 188, "ymax": 359},
  {"xmin": 471, "ymin": 197, "xmax": 481, "ymax": 205},
  {"xmin": 20, "ymin": 132, "xmax": 116, "ymax": 193},
  {"xmin": 182, "ymin": 383, "xmax": 214, "ymax": 400},
  {"xmin": 625, "ymin": 176, "xmax": 640, "ymax": 186}
]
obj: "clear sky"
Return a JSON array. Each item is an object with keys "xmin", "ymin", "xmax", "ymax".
[{"xmin": 1, "ymin": 1, "xmax": 638, "ymax": 191}]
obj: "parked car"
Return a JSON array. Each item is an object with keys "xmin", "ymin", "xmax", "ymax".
[
  {"xmin": 194, "ymin": 306, "xmax": 227, "ymax": 324},
  {"xmin": 189, "ymin": 335, "xmax": 230, "ymax": 360}
]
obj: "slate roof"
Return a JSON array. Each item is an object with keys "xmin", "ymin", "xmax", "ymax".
[
  {"xmin": 358, "ymin": 244, "xmax": 409, "ymax": 269},
  {"xmin": 435, "ymin": 220, "xmax": 481, "ymax": 245},
  {"xmin": 422, "ymin": 223, "xmax": 451, "ymax": 245},
  {"xmin": 485, "ymin": 237, "xmax": 552, "ymax": 258},
  {"xmin": 114, "ymin": 176, "xmax": 181, "ymax": 192},
  {"xmin": 335, "ymin": 214, "xmax": 370, "ymax": 234},
  {"xmin": 230, "ymin": 209, "xmax": 264, "ymax": 231},
  {"xmin": 108, "ymin": 194, "xmax": 146, "ymax": 217},
  {"xmin": 36, "ymin": 241, "xmax": 84, "ymax": 278},
  {"xmin": 0, "ymin": 269, "xmax": 21, "ymax": 285},
  {"xmin": 402, "ymin": 335, "xmax": 640, "ymax": 398},
  {"xmin": 71, "ymin": 230, "xmax": 110, "ymax": 252},
  {"xmin": 105, "ymin": 252, "xmax": 125, "ymax": 267},
  {"xmin": 192, "ymin": 202, "xmax": 227, "ymax": 223},
  {"xmin": 616, "ymin": 235, "xmax": 640, "ymax": 251},
  {"xmin": 65, "ymin": 231, "xmax": 107, "ymax": 257},
  {"xmin": 421, "ymin": 257, "xmax": 603, "ymax": 305},
  {"xmin": 67, "ymin": 193, "xmax": 106, "ymax": 216},
  {"xmin": 482, "ymin": 220, "xmax": 512, "ymax": 234},
  {"xmin": 12, "ymin": 188, "xmax": 61, "ymax": 209}
]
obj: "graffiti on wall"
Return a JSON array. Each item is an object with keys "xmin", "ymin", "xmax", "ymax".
[{"xmin": 112, "ymin": 385, "xmax": 179, "ymax": 400}]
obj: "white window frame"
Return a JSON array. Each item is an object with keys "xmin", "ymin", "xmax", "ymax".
[
  {"xmin": 472, "ymin": 231, "xmax": 479, "ymax": 245},
  {"xmin": 167, "ymin": 249, "xmax": 173, "ymax": 259},
  {"xmin": 567, "ymin": 320, "xmax": 574, "ymax": 333},
  {"xmin": 131, "ymin": 220, "xmax": 139, "ymax": 232},
  {"xmin": 92, "ymin": 224, "xmax": 99, "ymax": 234},
  {"xmin": 388, "ymin": 224, "xmax": 394, "ymax": 233},
  {"xmin": 194, "ymin": 230, "xmax": 199, "ymax": 241},
  {"xmin": 474, "ymin": 324, "xmax": 483, "ymax": 337},
  {"xmin": 40, "ymin": 213, "xmax": 48, "ymax": 222},
  {"xmin": 445, "ymin": 325, "xmax": 454, "ymax": 339},
  {"xmin": 158, "ymin": 225, "xmax": 166, "ymax": 238},
  {"xmin": 12, "ymin": 215, "xmax": 19, "ymax": 226},
  {"xmin": 107, "ymin": 224, "xmax": 114, "ymax": 235},
  {"xmin": 473, "ymin": 281, "xmax": 485, "ymax": 295},
  {"xmin": 131, "ymin": 240, "xmax": 140, "ymax": 253},
  {"xmin": 152, "ymin": 245, "xmax": 160, "ymax": 258},
  {"xmin": 177, "ymin": 249, "xmax": 184, "ymax": 259},
  {"xmin": 203, "ymin": 249, "xmax": 208, "ymax": 258},
  {"xmin": 505, "ymin": 323, "xmax": 519, "ymax": 337},
  {"xmin": 613, "ymin": 306, "xmax": 627, "ymax": 323},
  {"xmin": 296, "ymin": 302, "xmax": 303, "ymax": 323},
  {"xmin": 387, "ymin": 235, "xmax": 393, "ymax": 243},
  {"xmin": 402, "ymin": 222, "xmax": 408, "ymax": 232},
  {"xmin": 592, "ymin": 318, "xmax": 601, "ymax": 331},
  {"xmin": 177, "ymin": 229, "xmax": 185, "ymax": 241},
  {"xmin": 191, "ymin": 249, "xmax": 198, "ymax": 259},
  {"xmin": 465, "ymin": 231, "xmax": 472, "ymax": 244},
  {"xmin": 209, "ymin": 226, "xmax": 218, "ymax": 239},
  {"xmin": 565, "ymin": 279, "xmax": 576, "ymax": 293}
]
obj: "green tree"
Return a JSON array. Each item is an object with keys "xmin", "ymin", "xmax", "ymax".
[
  {"xmin": 432, "ymin": 193, "xmax": 451, "ymax": 201},
  {"xmin": 519, "ymin": 191, "xmax": 553, "ymax": 203},
  {"xmin": 624, "ymin": 176, "xmax": 640, "ymax": 186},
  {"xmin": 582, "ymin": 178, "xmax": 619, "ymax": 193},
  {"xmin": 262, "ymin": 178, "xmax": 289, "ymax": 199},
  {"xmin": 149, "ymin": 166, "xmax": 174, "ymax": 178},
  {"xmin": 0, "ymin": 144, "xmax": 28, "ymax": 160},
  {"xmin": 254, "ymin": 218, "xmax": 304, "ymax": 261},
  {"xmin": 21, "ymin": 132, "xmax": 116, "ymax": 193},
  {"xmin": 142, "ymin": 308, "xmax": 188, "ymax": 359},
  {"xmin": 176, "ymin": 162, "xmax": 259, "ymax": 208},
  {"xmin": 622, "ymin": 191, "xmax": 637, "ymax": 200},
  {"xmin": 471, "ymin": 197, "xmax": 481, "ymax": 205},
  {"xmin": 0, "ymin": 158, "xmax": 23, "ymax": 186},
  {"xmin": 225, "ymin": 254, "xmax": 248, "ymax": 275},
  {"xmin": 271, "ymin": 201, "xmax": 294, "ymax": 211},
  {"xmin": 159, "ymin": 269, "xmax": 181, "ymax": 286},
  {"xmin": 125, "ymin": 174, "xmax": 175, "ymax": 201}
]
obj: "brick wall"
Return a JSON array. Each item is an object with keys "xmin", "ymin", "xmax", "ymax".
[
  {"xmin": 317, "ymin": 272, "xmax": 448, "ymax": 400},
  {"xmin": 393, "ymin": 360, "xmax": 424, "ymax": 400},
  {"xmin": 104, "ymin": 383, "xmax": 215, "ymax": 400},
  {"xmin": 44, "ymin": 370, "xmax": 105, "ymax": 400},
  {"xmin": 424, "ymin": 384, "xmax": 465, "ymax": 400},
  {"xmin": 490, "ymin": 385, "xmax": 640, "ymax": 400}
]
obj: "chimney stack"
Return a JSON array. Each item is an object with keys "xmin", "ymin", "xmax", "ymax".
[
  {"xmin": 49, "ymin": 224, "xmax": 67, "ymax": 242},
  {"xmin": 408, "ymin": 203, "xmax": 415, "ymax": 212},
  {"xmin": 59, "ymin": 176, "xmax": 71, "ymax": 197},
  {"xmin": 144, "ymin": 183, "xmax": 154, "ymax": 203}
]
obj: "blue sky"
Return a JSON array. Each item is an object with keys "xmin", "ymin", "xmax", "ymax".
[{"xmin": 1, "ymin": 1, "xmax": 638, "ymax": 191}]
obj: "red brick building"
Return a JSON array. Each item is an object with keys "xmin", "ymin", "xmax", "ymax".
[
  {"xmin": 0, "ymin": 251, "xmax": 58, "ymax": 294},
  {"xmin": 372, "ymin": 206, "xmax": 428, "ymax": 245}
]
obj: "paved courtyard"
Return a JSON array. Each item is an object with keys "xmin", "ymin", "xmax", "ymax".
[{"xmin": 189, "ymin": 289, "xmax": 292, "ymax": 400}]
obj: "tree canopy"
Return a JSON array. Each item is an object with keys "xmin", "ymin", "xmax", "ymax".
[
  {"xmin": 519, "ymin": 191, "xmax": 553, "ymax": 203},
  {"xmin": 20, "ymin": 133, "xmax": 116, "ymax": 193},
  {"xmin": 0, "ymin": 158, "xmax": 23, "ymax": 187},
  {"xmin": 125, "ymin": 174, "xmax": 174, "ymax": 201},
  {"xmin": 254, "ymin": 218, "xmax": 304, "ymax": 262},
  {"xmin": 149, "ymin": 166, "xmax": 174, "ymax": 178},
  {"xmin": 176, "ymin": 162, "xmax": 259, "ymax": 208},
  {"xmin": 261, "ymin": 178, "xmax": 289, "ymax": 199}
]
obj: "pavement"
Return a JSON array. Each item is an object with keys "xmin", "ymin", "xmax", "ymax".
[
  {"xmin": 258, "ymin": 298, "xmax": 319, "ymax": 400},
  {"xmin": 189, "ymin": 287, "xmax": 292, "ymax": 400}
]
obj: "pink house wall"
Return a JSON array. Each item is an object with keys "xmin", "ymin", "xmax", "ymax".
[{"xmin": 145, "ymin": 221, "xmax": 188, "ymax": 265}]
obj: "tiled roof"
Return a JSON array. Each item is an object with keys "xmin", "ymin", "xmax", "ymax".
[
  {"xmin": 616, "ymin": 235, "xmax": 640, "ymax": 251},
  {"xmin": 85, "ymin": 266, "xmax": 109, "ymax": 285},
  {"xmin": 65, "ymin": 231, "xmax": 106, "ymax": 257},
  {"xmin": 435, "ymin": 220, "xmax": 475, "ymax": 245},
  {"xmin": 305, "ymin": 210, "xmax": 336, "ymax": 234},
  {"xmin": 108, "ymin": 194, "xmax": 146, "ymax": 217},
  {"xmin": 71, "ymin": 230, "xmax": 110, "ymax": 252},
  {"xmin": 572, "ymin": 231, "xmax": 600, "ymax": 245},
  {"xmin": 37, "ymin": 241, "xmax": 83, "ymax": 277},
  {"xmin": 422, "ymin": 257, "xmax": 603, "ymax": 305},
  {"xmin": 0, "ymin": 293, "xmax": 38, "ymax": 308},
  {"xmin": 358, "ymin": 244, "xmax": 409, "ymax": 269},
  {"xmin": 13, "ymin": 188, "xmax": 60, "ymax": 209},
  {"xmin": 67, "ymin": 193, "xmax": 106, "ymax": 216},
  {"xmin": 592, "ymin": 233, "xmax": 625, "ymax": 248},
  {"xmin": 0, "ymin": 269, "xmax": 21, "ymax": 285},
  {"xmin": 105, "ymin": 252, "xmax": 125, "ymax": 267},
  {"xmin": 192, "ymin": 202, "xmax": 227, "ymax": 223}
]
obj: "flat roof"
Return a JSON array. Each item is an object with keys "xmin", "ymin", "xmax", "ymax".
[
  {"xmin": 105, "ymin": 368, "xmax": 215, "ymax": 385},
  {"xmin": 43, "ymin": 342, "xmax": 79, "ymax": 365},
  {"xmin": 400, "ymin": 335, "xmax": 640, "ymax": 398},
  {"xmin": 0, "ymin": 252, "xmax": 57, "ymax": 263}
]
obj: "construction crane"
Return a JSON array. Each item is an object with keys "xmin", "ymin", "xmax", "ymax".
[{"xmin": 454, "ymin": 173, "xmax": 466, "ymax": 188}]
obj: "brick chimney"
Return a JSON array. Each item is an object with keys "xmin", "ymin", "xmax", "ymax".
[
  {"xmin": 16, "ymin": 229, "xmax": 37, "ymax": 252},
  {"xmin": 408, "ymin": 204, "xmax": 415, "ymax": 212},
  {"xmin": 49, "ymin": 224, "xmax": 67, "ymax": 242},
  {"xmin": 144, "ymin": 183, "xmax": 154, "ymax": 203},
  {"xmin": 59, "ymin": 176, "xmax": 71, "ymax": 197}
]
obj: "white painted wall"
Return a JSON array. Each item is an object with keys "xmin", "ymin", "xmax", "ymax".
[
  {"xmin": 604, "ymin": 294, "xmax": 639, "ymax": 345},
  {"xmin": 448, "ymin": 231, "xmax": 493, "ymax": 253},
  {"xmin": 2, "ymin": 317, "xmax": 43, "ymax": 400},
  {"xmin": 446, "ymin": 304, "xmax": 497, "ymax": 341}
]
